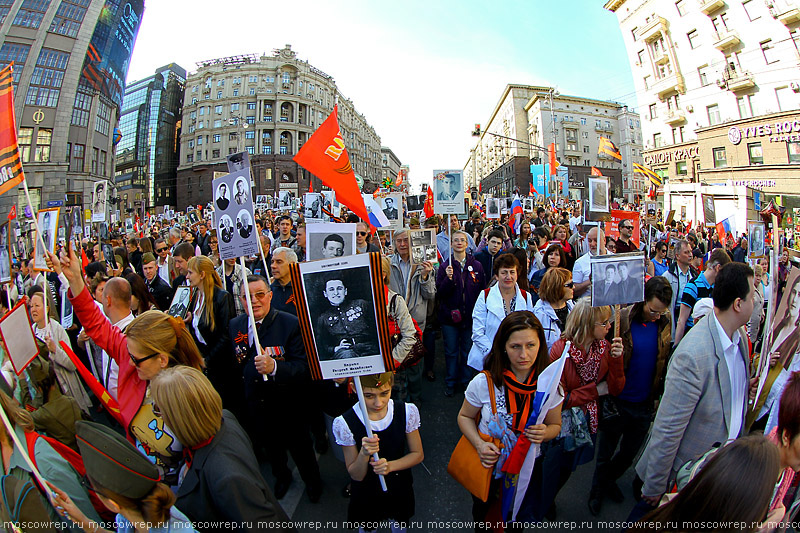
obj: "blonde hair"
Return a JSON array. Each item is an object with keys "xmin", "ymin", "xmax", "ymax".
[
  {"xmin": 380, "ymin": 255, "xmax": 391, "ymax": 286},
  {"xmin": 126, "ymin": 311, "xmax": 205, "ymax": 371},
  {"xmin": 539, "ymin": 267, "xmax": 572, "ymax": 304},
  {"xmin": 553, "ymin": 224, "xmax": 570, "ymax": 240},
  {"xmin": 562, "ymin": 299, "xmax": 611, "ymax": 347},
  {"xmin": 187, "ymin": 256, "xmax": 222, "ymax": 332},
  {"xmin": 150, "ymin": 366, "xmax": 222, "ymax": 447},
  {"xmin": 754, "ymin": 264, "xmax": 764, "ymax": 277}
]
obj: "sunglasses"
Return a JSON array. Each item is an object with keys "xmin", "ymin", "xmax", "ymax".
[
  {"xmin": 248, "ymin": 291, "xmax": 268, "ymax": 300},
  {"xmin": 356, "ymin": 231, "xmax": 368, "ymax": 236},
  {"xmin": 129, "ymin": 351, "xmax": 159, "ymax": 367},
  {"xmin": 156, "ymin": 247, "xmax": 168, "ymax": 253},
  {"xmin": 564, "ymin": 281, "xmax": 574, "ymax": 288}
]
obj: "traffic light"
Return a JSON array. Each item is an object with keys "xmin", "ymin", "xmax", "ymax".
[{"xmin": 472, "ymin": 124, "xmax": 481, "ymax": 136}]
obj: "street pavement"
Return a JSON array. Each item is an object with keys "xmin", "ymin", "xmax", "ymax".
[{"xmin": 265, "ymin": 336, "xmax": 638, "ymax": 532}]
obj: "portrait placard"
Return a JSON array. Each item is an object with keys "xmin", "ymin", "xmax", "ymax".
[
  {"xmin": 588, "ymin": 177, "xmax": 610, "ymax": 214},
  {"xmin": 748, "ymin": 222, "xmax": 765, "ymax": 259},
  {"xmin": 378, "ymin": 193, "xmax": 403, "ymax": 231},
  {"xmin": 212, "ymin": 169, "xmax": 258, "ymax": 260},
  {"xmin": 289, "ymin": 252, "xmax": 393, "ymax": 380},
  {"xmin": 0, "ymin": 223, "xmax": 10, "ymax": 283},
  {"xmin": 304, "ymin": 192, "xmax": 323, "ymax": 221},
  {"xmin": 523, "ymin": 198, "xmax": 535, "ymax": 213},
  {"xmin": 486, "ymin": 198, "xmax": 501, "ymax": 220},
  {"xmin": 433, "ymin": 170, "xmax": 465, "ymax": 215},
  {"xmin": 0, "ymin": 299, "xmax": 39, "ymax": 375},
  {"xmin": 409, "ymin": 228, "xmax": 437, "ymax": 266},
  {"xmin": 702, "ymin": 194, "xmax": 716, "ymax": 227},
  {"xmin": 278, "ymin": 190, "xmax": 295, "ymax": 211},
  {"xmin": 226, "ymin": 150, "xmax": 251, "ymax": 174},
  {"xmin": 321, "ymin": 190, "xmax": 339, "ymax": 219},
  {"xmin": 306, "ymin": 223, "xmax": 356, "ymax": 262},
  {"xmin": 590, "ymin": 252, "xmax": 645, "ymax": 307},
  {"xmin": 168, "ymin": 286, "xmax": 195, "ymax": 319},
  {"xmin": 33, "ymin": 207, "xmax": 60, "ymax": 271},
  {"xmin": 406, "ymin": 195, "xmax": 425, "ymax": 212},
  {"xmin": 770, "ymin": 268, "xmax": 800, "ymax": 369},
  {"xmin": 60, "ymin": 287, "xmax": 73, "ymax": 330},
  {"xmin": 91, "ymin": 181, "xmax": 107, "ymax": 223}
]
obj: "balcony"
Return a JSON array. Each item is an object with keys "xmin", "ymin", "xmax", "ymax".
[
  {"xmin": 654, "ymin": 50, "xmax": 670, "ymax": 65},
  {"xmin": 713, "ymin": 30, "xmax": 741, "ymax": 50},
  {"xmin": 602, "ymin": 123, "xmax": 614, "ymax": 132},
  {"xmin": 564, "ymin": 146, "xmax": 582, "ymax": 157},
  {"xmin": 664, "ymin": 109, "xmax": 687, "ymax": 125},
  {"xmin": 561, "ymin": 117, "xmax": 578, "ymax": 125},
  {"xmin": 726, "ymin": 71, "xmax": 756, "ymax": 92},
  {"xmin": 652, "ymin": 72, "xmax": 685, "ymax": 99},
  {"xmin": 698, "ymin": 0, "xmax": 725, "ymax": 15},
  {"xmin": 775, "ymin": 6, "xmax": 800, "ymax": 25},
  {"xmin": 636, "ymin": 16, "xmax": 669, "ymax": 43},
  {"xmin": 594, "ymin": 124, "xmax": 605, "ymax": 131}
]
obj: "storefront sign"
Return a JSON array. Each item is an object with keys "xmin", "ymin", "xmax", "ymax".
[
  {"xmin": 729, "ymin": 179, "xmax": 777, "ymax": 188},
  {"xmin": 728, "ymin": 118, "xmax": 800, "ymax": 145},
  {"xmin": 644, "ymin": 146, "xmax": 699, "ymax": 165}
]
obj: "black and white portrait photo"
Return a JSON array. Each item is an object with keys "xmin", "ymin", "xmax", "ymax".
[
  {"xmin": 226, "ymin": 151, "xmax": 250, "ymax": 173},
  {"xmin": 406, "ymin": 195, "xmax": 425, "ymax": 212},
  {"xmin": 702, "ymin": 194, "xmax": 716, "ymax": 227},
  {"xmin": 234, "ymin": 177, "xmax": 249, "ymax": 206},
  {"xmin": 168, "ymin": 286, "xmax": 194, "ymax": 319},
  {"xmin": 523, "ymin": 198, "xmax": 534, "ymax": 213},
  {"xmin": 236, "ymin": 210, "xmax": 253, "ymax": 239},
  {"xmin": 590, "ymin": 252, "xmax": 645, "ymax": 307},
  {"xmin": 381, "ymin": 196, "xmax": 398, "ymax": 220},
  {"xmin": 215, "ymin": 183, "xmax": 230, "ymax": 211},
  {"xmin": 409, "ymin": 228, "xmax": 437, "ymax": 265},
  {"xmin": 306, "ymin": 222, "xmax": 356, "ymax": 262},
  {"xmin": 487, "ymin": 197, "xmax": 500, "ymax": 219},
  {"xmin": 588, "ymin": 177, "xmax": 609, "ymax": 213},
  {"xmin": 279, "ymin": 190, "xmax": 295, "ymax": 209},
  {"xmin": 0, "ymin": 223, "xmax": 10, "ymax": 283},
  {"xmin": 433, "ymin": 169, "xmax": 465, "ymax": 215},
  {"xmin": 646, "ymin": 202, "xmax": 657, "ymax": 218},
  {"xmin": 321, "ymin": 190, "xmax": 339, "ymax": 219},
  {"xmin": 304, "ymin": 193, "xmax": 323, "ymax": 220},
  {"xmin": 34, "ymin": 208, "xmax": 59, "ymax": 271},
  {"xmin": 92, "ymin": 181, "xmax": 107, "ymax": 222},
  {"xmin": 218, "ymin": 215, "xmax": 234, "ymax": 243},
  {"xmin": 188, "ymin": 211, "xmax": 200, "ymax": 226},
  {"xmin": 380, "ymin": 193, "xmax": 402, "ymax": 230},
  {"xmin": 102, "ymin": 242, "xmax": 117, "ymax": 269},
  {"xmin": 749, "ymin": 222, "xmax": 765, "ymax": 259}
]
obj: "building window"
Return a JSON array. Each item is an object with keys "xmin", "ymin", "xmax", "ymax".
[
  {"xmin": 70, "ymin": 143, "xmax": 84, "ymax": 172},
  {"xmin": 217, "ymin": 91, "xmax": 222, "ymax": 99},
  {"xmin": 280, "ymin": 132, "xmax": 291, "ymax": 155},
  {"xmin": 262, "ymin": 145, "xmax": 272, "ymax": 155},
  {"xmin": 34, "ymin": 128, "xmax": 51, "ymax": 162},
  {"xmin": 212, "ymin": 149, "xmax": 220, "ymax": 158},
  {"xmin": 95, "ymin": 100, "xmax": 110, "ymax": 135},
  {"xmin": 713, "ymin": 147, "xmax": 727, "ymax": 168},
  {"xmin": 649, "ymin": 104, "xmax": 657, "ymax": 119},
  {"xmin": 583, "ymin": 145, "xmax": 589, "ymax": 153},
  {"xmin": 0, "ymin": 43, "xmax": 30, "ymax": 90},
  {"xmin": 91, "ymin": 147, "xmax": 98, "ymax": 174},
  {"xmin": 214, "ymin": 119, "xmax": 222, "ymax": 128},
  {"xmin": 231, "ymin": 103, "xmax": 239, "ymax": 111},
  {"xmin": 26, "ymin": 48, "xmax": 69, "ymax": 107},
  {"xmin": 672, "ymin": 126, "xmax": 684, "ymax": 144},
  {"xmin": 188, "ymin": 140, "xmax": 194, "ymax": 149},
  {"xmin": 707, "ymin": 104, "xmax": 721, "ymax": 126},
  {"xmin": 637, "ymin": 49, "xmax": 645, "ymax": 65},
  {"xmin": 213, "ymin": 134, "xmax": 221, "ymax": 143},
  {"xmin": 196, "ymin": 136, "xmax": 203, "ymax": 145},
  {"xmin": 676, "ymin": 161, "xmax": 687, "ymax": 176},
  {"xmin": 245, "ymin": 130, "xmax": 255, "ymax": 139},
  {"xmin": 675, "ymin": 0, "xmax": 687, "ymax": 15},
  {"xmin": 748, "ymin": 142, "xmax": 763, "ymax": 165},
  {"xmin": 249, "ymin": 88, "xmax": 255, "ymax": 95},
  {"xmin": 687, "ymin": 30, "xmax": 699, "ymax": 49},
  {"xmin": 99, "ymin": 150, "xmax": 106, "ymax": 175},
  {"xmin": 215, "ymin": 105, "xmax": 222, "ymax": 114},
  {"xmin": 698, "ymin": 65, "xmax": 711, "ymax": 86},
  {"xmin": 580, "ymin": 117, "xmax": 587, "ymax": 125},
  {"xmin": 233, "ymin": 89, "xmax": 239, "ymax": 96},
  {"xmin": 582, "ymin": 131, "xmax": 589, "ymax": 138},
  {"xmin": 653, "ymin": 133, "xmax": 662, "ymax": 148},
  {"xmin": 246, "ymin": 146, "xmax": 255, "ymax": 155},
  {"xmin": 246, "ymin": 116, "xmax": 255, "ymax": 125},
  {"xmin": 788, "ymin": 142, "xmax": 800, "ymax": 164},
  {"xmin": 186, "ymin": 154, "xmax": 193, "ymax": 163},
  {"xmin": 631, "ymin": 27, "xmax": 638, "ymax": 41},
  {"xmin": 776, "ymin": 86, "xmax": 793, "ymax": 112},
  {"xmin": 247, "ymin": 102, "xmax": 256, "ymax": 110},
  {"xmin": 49, "ymin": 0, "xmax": 88, "ymax": 38},
  {"xmin": 17, "ymin": 127, "xmax": 32, "ymax": 162},
  {"xmin": 282, "ymin": 72, "xmax": 291, "ymax": 84},
  {"xmin": 13, "ymin": 0, "xmax": 51, "ymax": 29},
  {"xmin": 742, "ymin": 0, "xmax": 759, "ymax": 21},
  {"xmin": 71, "ymin": 85, "xmax": 91, "ymax": 126},
  {"xmin": 760, "ymin": 40, "xmax": 779, "ymax": 64}
]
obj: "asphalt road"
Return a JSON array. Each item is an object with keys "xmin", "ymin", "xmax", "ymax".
[{"xmin": 267, "ymin": 337, "xmax": 638, "ymax": 532}]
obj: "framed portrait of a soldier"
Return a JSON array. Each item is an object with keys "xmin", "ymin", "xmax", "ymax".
[
  {"xmin": 702, "ymin": 194, "xmax": 716, "ymax": 227},
  {"xmin": 212, "ymin": 169, "xmax": 259, "ymax": 260},
  {"xmin": 432, "ymin": 169, "xmax": 465, "ymax": 215},
  {"xmin": 0, "ymin": 223, "xmax": 10, "ymax": 283},
  {"xmin": 226, "ymin": 150, "xmax": 251, "ymax": 174},
  {"xmin": 34, "ymin": 207, "xmax": 60, "ymax": 271},
  {"xmin": 590, "ymin": 252, "xmax": 645, "ymax": 307},
  {"xmin": 406, "ymin": 194, "xmax": 425, "ymax": 212},
  {"xmin": 306, "ymin": 223, "xmax": 356, "ymax": 262},
  {"xmin": 289, "ymin": 253, "xmax": 394, "ymax": 380},
  {"xmin": 378, "ymin": 193, "xmax": 403, "ymax": 231},
  {"xmin": 409, "ymin": 229, "xmax": 437, "ymax": 266},
  {"xmin": 168, "ymin": 286, "xmax": 195, "ymax": 319},
  {"xmin": 486, "ymin": 198, "xmax": 501, "ymax": 220},
  {"xmin": 523, "ymin": 198, "xmax": 535, "ymax": 213},
  {"xmin": 749, "ymin": 222, "xmax": 765, "ymax": 259},
  {"xmin": 278, "ymin": 190, "xmax": 294, "ymax": 210},
  {"xmin": 91, "ymin": 181, "xmax": 107, "ymax": 222},
  {"xmin": 588, "ymin": 177, "xmax": 610, "ymax": 214},
  {"xmin": 304, "ymin": 192, "xmax": 323, "ymax": 221},
  {"xmin": 321, "ymin": 190, "xmax": 339, "ymax": 219}
]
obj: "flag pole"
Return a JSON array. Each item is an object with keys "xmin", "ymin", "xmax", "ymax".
[
  {"xmin": 353, "ymin": 376, "xmax": 389, "ymax": 492},
  {"xmin": 240, "ymin": 255, "xmax": 267, "ymax": 382},
  {"xmin": 21, "ymin": 178, "xmax": 50, "ymax": 336}
]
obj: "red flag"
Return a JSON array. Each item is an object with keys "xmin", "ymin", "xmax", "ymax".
[
  {"xmin": 81, "ymin": 246, "xmax": 89, "ymax": 271},
  {"xmin": 60, "ymin": 341, "xmax": 124, "ymax": 426},
  {"xmin": 529, "ymin": 183, "xmax": 534, "ymax": 196},
  {"xmin": 0, "ymin": 65, "xmax": 25, "ymax": 196},
  {"xmin": 7, "ymin": 204, "xmax": 15, "ymax": 220},
  {"xmin": 423, "ymin": 185, "xmax": 434, "ymax": 218},
  {"xmin": 293, "ymin": 105, "xmax": 369, "ymax": 222},
  {"xmin": 548, "ymin": 143, "xmax": 557, "ymax": 176},
  {"xmin": 591, "ymin": 166, "xmax": 603, "ymax": 176},
  {"xmin": 308, "ymin": 180, "xmax": 313, "ymax": 193},
  {"xmin": 478, "ymin": 181, "xmax": 482, "ymax": 194}
]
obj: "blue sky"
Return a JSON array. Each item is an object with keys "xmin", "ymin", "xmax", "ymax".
[{"xmin": 127, "ymin": 0, "xmax": 637, "ymax": 191}]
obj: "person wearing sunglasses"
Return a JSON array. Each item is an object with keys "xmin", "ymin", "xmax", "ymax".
[
  {"xmin": 153, "ymin": 237, "xmax": 175, "ymax": 286},
  {"xmin": 355, "ymin": 221, "xmax": 380, "ymax": 254},
  {"xmin": 616, "ymin": 221, "xmax": 636, "ymax": 254},
  {"xmin": 545, "ymin": 300, "xmax": 624, "ymax": 517},
  {"xmin": 50, "ymin": 245, "xmax": 205, "ymax": 486},
  {"xmin": 228, "ymin": 274, "xmax": 322, "ymax": 503},
  {"xmin": 588, "ymin": 276, "xmax": 673, "ymax": 515},
  {"xmin": 533, "ymin": 267, "xmax": 575, "ymax": 351}
]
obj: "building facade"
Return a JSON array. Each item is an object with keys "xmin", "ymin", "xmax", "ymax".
[
  {"xmin": 116, "ymin": 63, "xmax": 185, "ymax": 214},
  {"xmin": 0, "ymin": 0, "xmax": 144, "ymax": 223},
  {"xmin": 176, "ymin": 45, "xmax": 382, "ymax": 209},
  {"xmin": 380, "ymin": 146, "xmax": 401, "ymax": 184},
  {"xmin": 605, "ymin": 0, "xmax": 800, "ymax": 193},
  {"xmin": 464, "ymin": 84, "xmax": 644, "ymax": 201}
]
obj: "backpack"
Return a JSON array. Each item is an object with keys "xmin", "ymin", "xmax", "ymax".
[{"xmin": 24, "ymin": 431, "xmax": 115, "ymax": 522}]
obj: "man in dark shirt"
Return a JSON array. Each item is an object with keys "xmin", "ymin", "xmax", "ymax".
[
  {"xmin": 141, "ymin": 253, "xmax": 172, "ymax": 311},
  {"xmin": 532, "ymin": 207, "xmax": 546, "ymax": 228},
  {"xmin": 615, "ymin": 220, "xmax": 636, "ymax": 254}
]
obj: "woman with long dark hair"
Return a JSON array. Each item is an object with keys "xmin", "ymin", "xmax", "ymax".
[
  {"xmin": 529, "ymin": 244, "xmax": 567, "ymax": 302},
  {"xmin": 125, "ymin": 272, "xmax": 158, "ymax": 316},
  {"xmin": 457, "ymin": 311, "xmax": 562, "ymax": 525}
]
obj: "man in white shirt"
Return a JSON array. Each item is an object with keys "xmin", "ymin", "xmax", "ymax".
[
  {"xmin": 153, "ymin": 237, "xmax": 174, "ymax": 285},
  {"xmin": 573, "ymin": 226, "xmax": 600, "ymax": 298},
  {"xmin": 633, "ymin": 262, "xmax": 756, "ymax": 520},
  {"xmin": 568, "ymin": 206, "xmax": 583, "ymax": 235},
  {"xmin": 92, "ymin": 277, "xmax": 134, "ymax": 400}
]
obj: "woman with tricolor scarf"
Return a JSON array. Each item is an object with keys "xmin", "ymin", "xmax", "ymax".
[
  {"xmin": 545, "ymin": 300, "xmax": 624, "ymax": 518},
  {"xmin": 457, "ymin": 311, "xmax": 562, "ymax": 527}
]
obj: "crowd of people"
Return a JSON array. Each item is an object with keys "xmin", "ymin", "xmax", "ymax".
[{"xmin": 0, "ymin": 195, "xmax": 796, "ymax": 532}]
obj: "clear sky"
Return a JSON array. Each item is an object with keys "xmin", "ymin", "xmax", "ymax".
[{"xmin": 126, "ymin": 0, "xmax": 636, "ymax": 192}]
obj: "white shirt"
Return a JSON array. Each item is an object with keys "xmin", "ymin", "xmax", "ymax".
[
  {"xmin": 331, "ymin": 400, "xmax": 421, "ymax": 446},
  {"xmin": 568, "ymin": 215, "xmax": 582, "ymax": 235},
  {"xmin": 712, "ymin": 312, "xmax": 747, "ymax": 441},
  {"xmin": 100, "ymin": 312, "xmax": 134, "ymax": 400},
  {"xmin": 157, "ymin": 258, "xmax": 171, "ymax": 285},
  {"xmin": 573, "ymin": 249, "xmax": 595, "ymax": 285},
  {"xmin": 192, "ymin": 292, "xmax": 206, "ymax": 345}
]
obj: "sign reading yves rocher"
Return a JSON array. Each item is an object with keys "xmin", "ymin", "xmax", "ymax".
[{"xmin": 212, "ymin": 168, "xmax": 258, "ymax": 261}]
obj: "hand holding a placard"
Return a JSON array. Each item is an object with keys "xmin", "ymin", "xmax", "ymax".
[
  {"xmin": 420, "ymin": 261, "xmax": 433, "ymax": 280},
  {"xmin": 610, "ymin": 337, "xmax": 623, "ymax": 358}
]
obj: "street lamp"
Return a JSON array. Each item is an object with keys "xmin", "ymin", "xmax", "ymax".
[{"xmin": 228, "ymin": 114, "xmax": 249, "ymax": 153}]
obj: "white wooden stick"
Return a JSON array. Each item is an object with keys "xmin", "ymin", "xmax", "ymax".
[
  {"xmin": 353, "ymin": 376, "xmax": 388, "ymax": 492},
  {"xmin": 240, "ymin": 255, "xmax": 267, "ymax": 382}
]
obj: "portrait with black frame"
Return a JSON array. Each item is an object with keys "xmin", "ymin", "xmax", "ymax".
[{"xmin": 168, "ymin": 286, "xmax": 195, "ymax": 319}]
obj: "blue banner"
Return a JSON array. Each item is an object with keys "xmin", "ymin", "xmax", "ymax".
[{"xmin": 530, "ymin": 164, "xmax": 547, "ymax": 196}]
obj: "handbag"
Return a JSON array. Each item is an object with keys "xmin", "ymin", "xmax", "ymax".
[
  {"xmin": 599, "ymin": 394, "xmax": 620, "ymax": 423},
  {"xmin": 559, "ymin": 406, "xmax": 592, "ymax": 452},
  {"xmin": 447, "ymin": 371, "xmax": 502, "ymax": 502},
  {"xmin": 388, "ymin": 294, "xmax": 427, "ymax": 370}
]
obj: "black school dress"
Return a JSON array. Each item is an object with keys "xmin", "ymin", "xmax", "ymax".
[{"xmin": 343, "ymin": 401, "xmax": 415, "ymax": 523}]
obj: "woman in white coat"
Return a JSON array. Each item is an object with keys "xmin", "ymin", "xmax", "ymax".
[
  {"xmin": 467, "ymin": 254, "xmax": 535, "ymax": 371},
  {"xmin": 532, "ymin": 267, "xmax": 575, "ymax": 351}
]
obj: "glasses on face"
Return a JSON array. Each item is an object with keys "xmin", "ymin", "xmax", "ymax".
[
  {"xmin": 356, "ymin": 231, "xmax": 368, "ymax": 236},
  {"xmin": 645, "ymin": 306, "xmax": 668, "ymax": 317},
  {"xmin": 595, "ymin": 320, "xmax": 612, "ymax": 328},
  {"xmin": 249, "ymin": 291, "xmax": 268, "ymax": 300},
  {"xmin": 129, "ymin": 351, "xmax": 159, "ymax": 367},
  {"xmin": 210, "ymin": 241, "xmax": 218, "ymax": 245},
  {"xmin": 564, "ymin": 281, "xmax": 574, "ymax": 288},
  {"xmin": 156, "ymin": 247, "xmax": 168, "ymax": 253}
]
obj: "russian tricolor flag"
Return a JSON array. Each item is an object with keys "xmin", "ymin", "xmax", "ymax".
[
  {"xmin": 715, "ymin": 216, "xmax": 735, "ymax": 243},
  {"xmin": 511, "ymin": 194, "xmax": 523, "ymax": 235},
  {"xmin": 362, "ymin": 194, "xmax": 391, "ymax": 229}
]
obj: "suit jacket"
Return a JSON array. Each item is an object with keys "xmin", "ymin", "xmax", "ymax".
[
  {"xmin": 636, "ymin": 312, "xmax": 750, "ymax": 497},
  {"xmin": 595, "ymin": 280, "xmax": 621, "ymax": 306},
  {"xmin": 176, "ymin": 411, "xmax": 293, "ymax": 531},
  {"xmin": 216, "ymin": 196, "xmax": 229, "ymax": 211},
  {"xmin": 145, "ymin": 274, "xmax": 172, "ymax": 311}
]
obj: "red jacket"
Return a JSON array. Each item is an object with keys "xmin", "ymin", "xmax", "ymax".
[
  {"xmin": 69, "ymin": 286, "xmax": 144, "ymax": 438},
  {"xmin": 549, "ymin": 338, "xmax": 625, "ymax": 410}
]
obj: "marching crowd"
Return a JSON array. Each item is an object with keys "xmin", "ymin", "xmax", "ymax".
[{"xmin": 0, "ymin": 196, "xmax": 797, "ymax": 533}]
